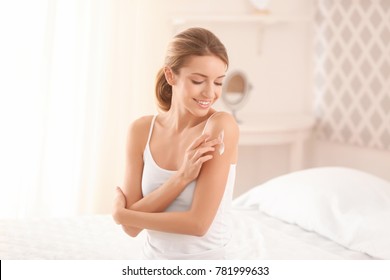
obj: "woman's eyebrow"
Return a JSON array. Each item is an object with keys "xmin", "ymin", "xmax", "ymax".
[{"xmin": 191, "ymin": 73, "xmax": 226, "ymax": 78}]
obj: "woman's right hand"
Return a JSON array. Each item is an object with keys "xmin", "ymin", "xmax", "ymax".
[
  {"xmin": 112, "ymin": 186, "xmax": 126, "ymax": 225},
  {"xmin": 177, "ymin": 133, "xmax": 221, "ymax": 184}
]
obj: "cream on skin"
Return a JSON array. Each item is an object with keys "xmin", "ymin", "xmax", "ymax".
[{"xmin": 218, "ymin": 129, "xmax": 225, "ymax": 155}]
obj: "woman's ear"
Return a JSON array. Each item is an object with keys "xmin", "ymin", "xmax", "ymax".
[{"xmin": 164, "ymin": 67, "xmax": 175, "ymax": 85}]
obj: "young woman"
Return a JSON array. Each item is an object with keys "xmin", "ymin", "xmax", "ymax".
[{"xmin": 112, "ymin": 27, "xmax": 239, "ymax": 259}]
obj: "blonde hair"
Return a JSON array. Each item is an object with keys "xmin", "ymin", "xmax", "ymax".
[{"xmin": 155, "ymin": 27, "xmax": 229, "ymax": 111}]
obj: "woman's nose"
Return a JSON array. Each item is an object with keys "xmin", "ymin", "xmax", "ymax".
[{"xmin": 202, "ymin": 82, "xmax": 215, "ymax": 98}]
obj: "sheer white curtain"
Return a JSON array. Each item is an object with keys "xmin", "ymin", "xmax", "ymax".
[{"xmin": 0, "ymin": 0, "xmax": 153, "ymax": 218}]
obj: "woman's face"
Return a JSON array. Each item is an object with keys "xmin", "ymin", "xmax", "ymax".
[{"xmin": 171, "ymin": 55, "xmax": 226, "ymax": 116}]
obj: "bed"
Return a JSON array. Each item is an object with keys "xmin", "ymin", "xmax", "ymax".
[{"xmin": 1, "ymin": 167, "xmax": 389, "ymax": 260}]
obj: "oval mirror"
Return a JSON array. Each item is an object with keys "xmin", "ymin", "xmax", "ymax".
[{"xmin": 222, "ymin": 70, "xmax": 251, "ymax": 123}]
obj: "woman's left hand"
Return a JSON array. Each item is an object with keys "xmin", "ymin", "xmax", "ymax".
[{"xmin": 113, "ymin": 186, "xmax": 126, "ymax": 224}]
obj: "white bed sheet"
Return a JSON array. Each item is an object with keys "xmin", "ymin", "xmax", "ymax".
[
  {"xmin": 0, "ymin": 209, "xmax": 374, "ymax": 260},
  {"xmin": 233, "ymin": 210, "xmax": 374, "ymax": 260}
]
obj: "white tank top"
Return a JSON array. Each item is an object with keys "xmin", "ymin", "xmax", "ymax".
[{"xmin": 141, "ymin": 114, "xmax": 236, "ymax": 259}]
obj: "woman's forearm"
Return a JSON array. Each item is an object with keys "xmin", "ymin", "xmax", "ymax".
[
  {"xmin": 117, "ymin": 207, "xmax": 208, "ymax": 237},
  {"xmin": 122, "ymin": 172, "xmax": 189, "ymax": 237},
  {"xmin": 128, "ymin": 172, "xmax": 188, "ymax": 212}
]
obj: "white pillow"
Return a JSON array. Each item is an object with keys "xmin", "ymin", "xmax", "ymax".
[{"xmin": 233, "ymin": 167, "xmax": 390, "ymax": 259}]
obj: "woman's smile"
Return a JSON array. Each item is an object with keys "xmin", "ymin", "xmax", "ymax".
[{"xmin": 194, "ymin": 98, "xmax": 212, "ymax": 109}]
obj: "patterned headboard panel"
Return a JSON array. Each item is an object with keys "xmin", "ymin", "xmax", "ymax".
[{"xmin": 314, "ymin": 0, "xmax": 390, "ymax": 150}]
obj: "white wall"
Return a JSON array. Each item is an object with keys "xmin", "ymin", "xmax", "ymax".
[
  {"xmin": 309, "ymin": 140, "xmax": 390, "ymax": 182},
  {"xmin": 116, "ymin": 0, "xmax": 315, "ymax": 117}
]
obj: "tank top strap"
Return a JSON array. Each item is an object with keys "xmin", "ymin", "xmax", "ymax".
[
  {"xmin": 146, "ymin": 115, "xmax": 157, "ymax": 146},
  {"xmin": 202, "ymin": 111, "xmax": 221, "ymax": 135}
]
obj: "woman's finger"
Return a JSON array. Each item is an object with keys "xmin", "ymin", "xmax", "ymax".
[
  {"xmin": 201, "ymin": 137, "xmax": 221, "ymax": 148},
  {"xmin": 115, "ymin": 186, "xmax": 123, "ymax": 195},
  {"xmin": 195, "ymin": 154, "xmax": 213, "ymax": 165},
  {"xmin": 187, "ymin": 133, "xmax": 210, "ymax": 150},
  {"xmin": 193, "ymin": 146, "xmax": 215, "ymax": 159},
  {"xmin": 115, "ymin": 187, "xmax": 126, "ymax": 203}
]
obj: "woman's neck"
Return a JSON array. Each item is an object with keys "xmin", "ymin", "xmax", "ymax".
[{"xmin": 159, "ymin": 107, "xmax": 214, "ymax": 133}]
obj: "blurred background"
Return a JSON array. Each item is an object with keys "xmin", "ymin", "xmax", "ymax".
[{"xmin": 0, "ymin": 0, "xmax": 389, "ymax": 219}]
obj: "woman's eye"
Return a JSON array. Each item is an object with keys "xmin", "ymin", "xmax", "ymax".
[
  {"xmin": 215, "ymin": 82, "xmax": 223, "ymax": 86},
  {"xmin": 191, "ymin": 80, "xmax": 203, "ymax": 85}
]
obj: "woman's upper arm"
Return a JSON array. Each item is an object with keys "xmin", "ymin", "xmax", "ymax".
[
  {"xmin": 122, "ymin": 116, "xmax": 152, "ymax": 208},
  {"xmin": 189, "ymin": 112, "xmax": 239, "ymax": 232}
]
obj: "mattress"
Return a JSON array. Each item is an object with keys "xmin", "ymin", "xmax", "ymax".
[
  {"xmin": 0, "ymin": 209, "xmax": 373, "ymax": 260},
  {"xmin": 4, "ymin": 167, "xmax": 389, "ymax": 260}
]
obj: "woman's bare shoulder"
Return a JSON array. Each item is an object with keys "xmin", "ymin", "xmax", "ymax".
[
  {"xmin": 127, "ymin": 115, "xmax": 155, "ymax": 148},
  {"xmin": 205, "ymin": 111, "xmax": 239, "ymax": 139},
  {"xmin": 129, "ymin": 115, "xmax": 154, "ymax": 131},
  {"xmin": 210, "ymin": 111, "xmax": 237, "ymax": 124}
]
